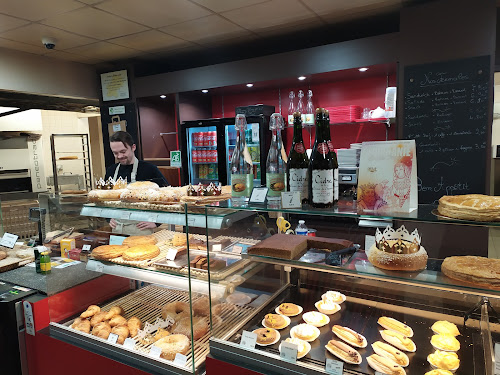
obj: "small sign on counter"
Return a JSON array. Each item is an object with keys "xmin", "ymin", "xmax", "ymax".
[
  {"xmin": 0, "ymin": 232, "xmax": 19, "ymax": 248},
  {"xmin": 325, "ymin": 359, "xmax": 344, "ymax": 375},
  {"xmin": 107, "ymin": 333, "xmax": 119, "ymax": 344},
  {"xmin": 240, "ymin": 330, "xmax": 257, "ymax": 349},
  {"xmin": 281, "ymin": 191, "xmax": 301, "ymax": 209},
  {"xmin": 109, "ymin": 235, "xmax": 126, "ymax": 245},
  {"xmin": 280, "ymin": 341, "xmax": 298, "ymax": 363}
]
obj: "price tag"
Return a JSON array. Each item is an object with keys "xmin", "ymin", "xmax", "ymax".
[
  {"xmin": 173, "ymin": 353, "xmax": 188, "ymax": 367},
  {"xmin": 147, "ymin": 213, "xmax": 158, "ymax": 222},
  {"xmin": 113, "ymin": 124, "xmax": 122, "ymax": 132},
  {"xmin": 232, "ymin": 245, "xmax": 243, "ymax": 255},
  {"xmin": 0, "ymin": 232, "xmax": 19, "ymax": 248},
  {"xmin": 251, "ymin": 123, "xmax": 259, "ymax": 143},
  {"xmin": 494, "ymin": 343, "xmax": 500, "ymax": 374},
  {"xmin": 95, "ymin": 264, "xmax": 104, "ymax": 273},
  {"xmin": 212, "ymin": 244, "xmax": 222, "ymax": 252},
  {"xmin": 123, "ymin": 338, "xmax": 136, "ymax": 349},
  {"xmin": 281, "ymin": 191, "xmax": 301, "ymax": 209},
  {"xmin": 166, "ymin": 248, "xmax": 178, "ymax": 261},
  {"xmin": 82, "ymin": 244, "xmax": 91, "ymax": 251},
  {"xmin": 325, "ymin": 359, "xmax": 344, "ymax": 375},
  {"xmin": 54, "ymin": 261, "xmax": 81, "ymax": 269},
  {"xmin": 120, "ymin": 211, "xmax": 131, "ymax": 220},
  {"xmin": 109, "ymin": 235, "xmax": 126, "ymax": 245},
  {"xmin": 107, "ymin": 333, "xmax": 119, "ymax": 344},
  {"xmin": 249, "ymin": 187, "xmax": 268, "ymax": 204},
  {"xmin": 149, "ymin": 345, "xmax": 162, "ymax": 358},
  {"xmin": 240, "ymin": 330, "xmax": 257, "ymax": 349},
  {"xmin": 280, "ymin": 341, "xmax": 298, "ymax": 363},
  {"xmin": 187, "ymin": 217, "xmax": 196, "ymax": 226},
  {"xmin": 365, "ymin": 235, "xmax": 375, "ymax": 251}
]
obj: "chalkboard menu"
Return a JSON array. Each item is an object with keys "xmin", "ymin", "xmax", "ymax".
[{"xmin": 403, "ymin": 55, "xmax": 490, "ymax": 204}]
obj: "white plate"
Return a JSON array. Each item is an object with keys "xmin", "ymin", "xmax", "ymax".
[
  {"xmin": 275, "ymin": 304, "xmax": 303, "ymax": 317},
  {"xmin": 315, "ymin": 301, "xmax": 341, "ymax": 315},
  {"xmin": 302, "ymin": 311, "xmax": 330, "ymax": 327},
  {"xmin": 325, "ymin": 340, "xmax": 362, "ymax": 365},
  {"xmin": 253, "ymin": 328, "xmax": 280, "ymax": 346},
  {"xmin": 279, "ymin": 339, "xmax": 311, "ymax": 359},
  {"xmin": 290, "ymin": 324, "xmax": 320, "ymax": 342},
  {"xmin": 262, "ymin": 315, "xmax": 291, "ymax": 330},
  {"xmin": 321, "ymin": 291, "xmax": 346, "ymax": 304}
]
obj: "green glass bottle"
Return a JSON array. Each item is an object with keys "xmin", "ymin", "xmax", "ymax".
[{"xmin": 287, "ymin": 112, "xmax": 310, "ymax": 203}]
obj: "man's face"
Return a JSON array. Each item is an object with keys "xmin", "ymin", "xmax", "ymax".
[{"xmin": 110, "ymin": 141, "xmax": 136, "ymax": 165}]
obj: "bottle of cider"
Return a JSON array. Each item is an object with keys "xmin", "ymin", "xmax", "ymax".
[
  {"xmin": 266, "ymin": 113, "xmax": 286, "ymax": 203},
  {"xmin": 288, "ymin": 91, "xmax": 295, "ymax": 126},
  {"xmin": 304, "ymin": 90, "xmax": 315, "ymax": 126},
  {"xmin": 308, "ymin": 108, "xmax": 337, "ymax": 208},
  {"xmin": 287, "ymin": 112, "xmax": 309, "ymax": 203},
  {"xmin": 230, "ymin": 114, "xmax": 253, "ymax": 203}
]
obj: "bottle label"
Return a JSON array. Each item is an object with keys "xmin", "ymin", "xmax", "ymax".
[
  {"xmin": 289, "ymin": 168, "xmax": 308, "ymax": 200},
  {"xmin": 317, "ymin": 142, "xmax": 329, "ymax": 155},
  {"xmin": 304, "ymin": 113, "xmax": 314, "ymax": 125},
  {"xmin": 266, "ymin": 173, "xmax": 285, "ymax": 197},
  {"xmin": 334, "ymin": 169, "xmax": 339, "ymax": 201},
  {"xmin": 294, "ymin": 143, "xmax": 305, "ymax": 154},
  {"xmin": 288, "ymin": 115, "xmax": 294, "ymax": 125},
  {"xmin": 231, "ymin": 174, "xmax": 253, "ymax": 198},
  {"xmin": 301, "ymin": 114, "xmax": 306, "ymax": 123},
  {"xmin": 312, "ymin": 169, "xmax": 334, "ymax": 204},
  {"xmin": 327, "ymin": 140, "xmax": 334, "ymax": 153}
]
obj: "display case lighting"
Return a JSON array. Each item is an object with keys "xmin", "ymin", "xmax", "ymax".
[
  {"xmin": 246, "ymin": 83, "xmax": 254, "ymax": 87},
  {"xmin": 358, "ymin": 67, "xmax": 368, "ymax": 72},
  {"xmin": 160, "ymin": 95, "xmax": 166, "ymax": 99},
  {"xmin": 298, "ymin": 76, "xmax": 306, "ymax": 80},
  {"xmin": 201, "ymin": 89, "xmax": 209, "ymax": 93}
]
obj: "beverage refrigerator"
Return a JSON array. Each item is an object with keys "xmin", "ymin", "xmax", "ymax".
[{"xmin": 179, "ymin": 116, "xmax": 271, "ymax": 187}]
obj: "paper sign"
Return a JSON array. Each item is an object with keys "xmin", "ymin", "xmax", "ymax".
[
  {"xmin": 365, "ymin": 235, "xmax": 375, "ymax": 251},
  {"xmin": 280, "ymin": 341, "xmax": 298, "ymax": 363},
  {"xmin": 187, "ymin": 217, "xmax": 196, "ymax": 226},
  {"xmin": 23, "ymin": 301, "xmax": 35, "ymax": 336},
  {"xmin": 166, "ymin": 248, "xmax": 178, "ymax": 261},
  {"xmin": 233, "ymin": 245, "xmax": 243, "ymax": 255},
  {"xmin": 82, "ymin": 244, "xmax": 91, "ymax": 251},
  {"xmin": 109, "ymin": 105, "xmax": 125, "ymax": 115},
  {"xmin": 251, "ymin": 123, "xmax": 259, "ymax": 143},
  {"xmin": 95, "ymin": 264, "xmax": 104, "ymax": 273},
  {"xmin": 171, "ymin": 151, "xmax": 182, "ymax": 168},
  {"xmin": 149, "ymin": 345, "xmax": 162, "ymax": 358},
  {"xmin": 494, "ymin": 343, "xmax": 500, "ymax": 374},
  {"xmin": 54, "ymin": 261, "xmax": 81, "ymax": 269},
  {"xmin": 112, "ymin": 124, "xmax": 121, "ymax": 132},
  {"xmin": 325, "ymin": 359, "xmax": 344, "ymax": 375},
  {"xmin": 120, "ymin": 211, "xmax": 131, "ymax": 220},
  {"xmin": 250, "ymin": 187, "xmax": 268, "ymax": 204},
  {"xmin": 212, "ymin": 244, "xmax": 222, "ymax": 252},
  {"xmin": 281, "ymin": 191, "xmax": 301, "ymax": 209},
  {"xmin": 173, "ymin": 353, "xmax": 188, "ymax": 367},
  {"xmin": 107, "ymin": 333, "xmax": 119, "ymax": 344},
  {"xmin": 123, "ymin": 338, "xmax": 136, "ymax": 349},
  {"xmin": 0, "ymin": 232, "xmax": 19, "ymax": 248},
  {"xmin": 147, "ymin": 213, "xmax": 158, "ymax": 222},
  {"xmin": 240, "ymin": 330, "xmax": 257, "ymax": 349},
  {"xmin": 109, "ymin": 235, "xmax": 126, "ymax": 245}
]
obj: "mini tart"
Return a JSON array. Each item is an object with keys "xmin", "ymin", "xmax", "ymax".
[
  {"xmin": 279, "ymin": 338, "xmax": 311, "ymax": 359},
  {"xmin": 378, "ymin": 317, "xmax": 414, "ymax": 337},
  {"xmin": 321, "ymin": 291, "xmax": 346, "ymax": 304},
  {"xmin": 380, "ymin": 330, "xmax": 416, "ymax": 352},
  {"xmin": 253, "ymin": 328, "xmax": 280, "ymax": 346},
  {"xmin": 290, "ymin": 324, "xmax": 320, "ymax": 342},
  {"xmin": 315, "ymin": 300, "xmax": 341, "ymax": 315},
  {"xmin": 427, "ymin": 350, "xmax": 460, "ymax": 371},
  {"xmin": 431, "ymin": 321, "xmax": 460, "ymax": 336},
  {"xmin": 262, "ymin": 314, "xmax": 290, "ymax": 330},
  {"xmin": 367, "ymin": 354, "xmax": 406, "ymax": 375},
  {"xmin": 424, "ymin": 370, "xmax": 454, "ymax": 375},
  {"xmin": 372, "ymin": 341, "xmax": 409, "ymax": 367},
  {"xmin": 325, "ymin": 339, "xmax": 362, "ymax": 365},
  {"xmin": 331, "ymin": 325, "xmax": 367, "ymax": 348},
  {"xmin": 302, "ymin": 311, "xmax": 330, "ymax": 327},
  {"xmin": 430, "ymin": 334, "xmax": 460, "ymax": 352},
  {"xmin": 276, "ymin": 303, "xmax": 302, "ymax": 316}
]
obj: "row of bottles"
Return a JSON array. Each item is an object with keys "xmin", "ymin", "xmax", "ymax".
[
  {"xmin": 288, "ymin": 90, "xmax": 314, "ymax": 126},
  {"xmin": 230, "ymin": 108, "xmax": 338, "ymax": 208}
]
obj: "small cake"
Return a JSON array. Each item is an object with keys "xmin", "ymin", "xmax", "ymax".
[
  {"xmin": 367, "ymin": 354, "xmax": 406, "ymax": 375},
  {"xmin": 431, "ymin": 321, "xmax": 460, "ymax": 336},
  {"xmin": 321, "ymin": 291, "xmax": 346, "ymax": 304},
  {"xmin": 427, "ymin": 350, "xmax": 460, "ymax": 371},
  {"xmin": 254, "ymin": 328, "xmax": 278, "ymax": 345},
  {"xmin": 290, "ymin": 324, "xmax": 319, "ymax": 342},
  {"xmin": 431, "ymin": 334, "xmax": 460, "ymax": 352},
  {"xmin": 277, "ymin": 303, "xmax": 301, "ymax": 316},
  {"xmin": 264, "ymin": 314, "xmax": 289, "ymax": 329},
  {"xmin": 315, "ymin": 299, "xmax": 341, "ymax": 315},
  {"xmin": 372, "ymin": 341, "xmax": 409, "ymax": 367},
  {"xmin": 302, "ymin": 311, "xmax": 329, "ymax": 327},
  {"xmin": 325, "ymin": 340, "xmax": 362, "ymax": 365}
]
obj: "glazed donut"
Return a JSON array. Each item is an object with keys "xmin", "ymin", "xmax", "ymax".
[
  {"xmin": 162, "ymin": 301, "xmax": 190, "ymax": 321},
  {"xmin": 172, "ymin": 316, "xmax": 209, "ymax": 340},
  {"xmin": 192, "ymin": 296, "xmax": 210, "ymax": 316},
  {"xmin": 155, "ymin": 334, "xmax": 190, "ymax": 361}
]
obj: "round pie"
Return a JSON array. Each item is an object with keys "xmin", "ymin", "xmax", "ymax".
[
  {"xmin": 92, "ymin": 245, "xmax": 129, "ymax": 260},
  {"xmin": 122, "ymin": 235, "xmax": 157, "ymax": 247},
  {"xmin": 122, "ymin": 244, "xmax": 160, "ymax": 261}
]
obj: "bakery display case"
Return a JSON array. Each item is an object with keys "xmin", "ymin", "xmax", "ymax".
[{"xmin": 204, "ymin": 200, "xmax": 500, "ymax": 375}]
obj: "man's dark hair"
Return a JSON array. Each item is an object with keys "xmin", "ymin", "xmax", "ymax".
[{"xmin": 109, "ymin": 131, "xmax": 135, "ymax": 148}]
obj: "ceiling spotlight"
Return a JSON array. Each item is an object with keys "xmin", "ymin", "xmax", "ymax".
[
  {"xmin": 201, "ymin": 89, "xmax": 209, "ymax": 93},
  {"xmin": 358, "ymin": 67, "xmax": 368, "ymax": 72},
  {"xmin": 246, "ymin": 83, "xmax": 254, "ymax": 88},
  {"xmin": 160, "ymin": 95, "xmax": 166, "ymax": 99},
  {"xmin": 298, "ymin": 76, "xmax": 306, "ymax": 81}
]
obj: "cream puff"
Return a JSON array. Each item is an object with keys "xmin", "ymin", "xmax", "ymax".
[
  {"xmin": 430, "ymin": 334, "xmax": 460, "ymax": 352},
  {"xmin": 427, "ymin": 350, "xmax": 460, "ymax": 371},
  {"xmin": 431, "ymin": 321, "xmax": 460, "ymax": 336}
]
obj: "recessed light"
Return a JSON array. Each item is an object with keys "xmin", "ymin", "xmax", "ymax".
[
  {"xmin": 358, "ymin": 67, "xmax": 368, "ymax": 72},
  {"xmin": 0, "ymin": 106, "xmax": 20, "ymax": 114},
  {"xmin": 298, "ymin": 76, "xmax": 306, "ymax": 81},
  {"xmin": 160, "ymin": 95, "xmax": 166, "ymax": 99},
  {"xmin": 201, "ymin": 89, "xmax": 209, "ymax": 93},
  {"xmin": 246, "ymin": 83, "xmax": 254, "ymax": 87}
]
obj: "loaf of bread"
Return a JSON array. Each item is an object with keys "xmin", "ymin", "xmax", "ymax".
[{"xmin": 126, "ymin": 181, "xmax": 160, "ymax": 190}]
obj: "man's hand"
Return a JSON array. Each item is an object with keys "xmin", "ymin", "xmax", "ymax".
[
  {"xmin": 136, "ymin": 221, "xmax": 157, "ymax": 230},
  {"xmin": 109, "ymin": 218, "xmax": 117, "ymax": 229}
]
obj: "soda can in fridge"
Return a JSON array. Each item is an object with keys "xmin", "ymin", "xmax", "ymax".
[
  {"xmin": 208, "ymin": 164, "xmax": 215, "ymax": 179},
  {"xmin": 192, "ymin": 150, "xmax": 197, "ymax": 163},
  {"xmin": 212, "ymin": 131, "xmax": 217, "ymax": 146}
]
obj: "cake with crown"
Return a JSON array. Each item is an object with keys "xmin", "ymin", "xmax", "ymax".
[{"xmin": 367, "ymin": 225, "xmax": 428, "ymax": 271}]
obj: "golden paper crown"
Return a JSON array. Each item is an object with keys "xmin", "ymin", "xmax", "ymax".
[{"xmin": 375, "ymin": 225, "xmax": 421, "ymax": 254}]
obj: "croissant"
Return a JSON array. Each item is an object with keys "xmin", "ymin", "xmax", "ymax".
[
  {"xmin": 109, "ymin": 315, "xmax": 127, "ymax": 327},
  {"xmin": 127, "ymin": 317, "xmax": 142, "ymax": 337},
  {"xmin": 111, "ymin": 325, "xmax": 129, "ymax": 345},
  {"xmin": 90, "ymin": 311, "xmax": 108, "ymax": 326},
  {"xmin": 92, "ymin": 322, "xmax": 111, "ymax": 339},
  {"xmin": 80, "ymin": 305, "xmax": 100, "ymax": 318},
  {"xmin": 71, "ymin": 318, "xmax": 91, "ymax": 334},
  {"xmin": 104, "ymin": 306, "xmax": 124, "ymax": 321}
]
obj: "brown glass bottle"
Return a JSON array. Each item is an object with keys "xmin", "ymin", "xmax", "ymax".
[{"xmin": 287, "ymin": 112, "xmax": 310, "ymax": 203}]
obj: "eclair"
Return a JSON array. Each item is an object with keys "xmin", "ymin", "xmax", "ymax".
[
  {"xmin": 367, "ymin": 354, "xmax": 406, "ymax": 375},
  {"xmin": 325, "ymin": 339, "xmax": 362, "ymax": 364},
  {"xmin": 372, "ymin": 341, "xmax": 410, "ymax": 367},
  {"xmin": 378, "ymin": 317, "xmax": 413, "ymax": 337},
  {"xmin": 331, "ymin": 325, "xmax": 367, "ymax": 348},
  {"xmin": 380, "ymin": 330, "xmax": 416, "ymax": 352}
]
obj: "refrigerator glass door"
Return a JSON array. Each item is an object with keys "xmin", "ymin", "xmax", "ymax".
[
  {"xmin": 225, "ymin": 123, "xmax": 261, "ymax": 186},
  {"xmin": 186, "ymin": 126, "xmax": 219, "ymax": 184}
]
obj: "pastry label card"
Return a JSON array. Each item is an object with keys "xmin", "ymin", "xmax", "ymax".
[
  {"xmin": 250, "ymin": 187, "xmax": 268, "ymax": 204},
  {"xmin": 280, "ymin": 341, "xmax": 298, "ymax": 363},
  {"xmin": 149, "ymin": 345, "xmax": 162, "ymax": 358},
  {"xmin": 357, "ymin": 140, "xmax": 418, "ymax": 212},
  {"xmin": 123, "ymin": 338, "xmax": 136, "ymax": 349},
  {"xmin": 109, "ymin": 235, "xmax": 126, "ymax": 245},
  {"xmin": 173, "ymin": 353, "xmax": 187, "ymax": 367},
  {"xmin": 495, "ymin": 343, "xmax": 500, "ymax": 374},
  {"xmin": 0, "ymin": 232, "xmax": 18, "ymax": 248},
  {"xmin": 281, "ymin": 191, "xmax": 302, "ymax": 209},
  {"xmin": 240, "ymin": 330, "xmax": 257, "ymax": 349},
  {"xmin": 107, "ymin": 333, "xmax": 119, "ymax": 344},
  {"xmin": 325, "ymin": 359, "xmax": 343, "ymax": 375}
]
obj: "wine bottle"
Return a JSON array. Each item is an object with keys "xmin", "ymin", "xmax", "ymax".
[
  {"xmin": 266, "ymin": 113, "xmax": 286, "ymax": 203},
  {"xmin": 297, "ymin": 90, "xmax": 306, "ymax": 123},
  {"xmin": 322, "ymin": 109, "xmax": 339, "ymax": 202},
  {"xmin": 304, "ymin": 90, "xmax": 315, "ymax": 126},
  {"xmin": 287, "ymin": 112, "xmax": 309, "ymax": 203},
  {"xmin": 288, "ymin": 91, "xmax": 295, "ymax": 126},
  {"xmin": 308, "ymin": 108, "xmax": 336, "ymax": 208},
  {"xmin": 230, "ymin": 114, "xmax": 253, "ymax": 204}
]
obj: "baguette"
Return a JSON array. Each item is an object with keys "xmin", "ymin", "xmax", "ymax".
[
  {"xmin": 331, "ymin": 325, "xmax": 367, "ymax": 348},
  {"xmin": 378, "ymin": 317, "xmax": 413, "ymax": 337},
  {"xmin": 372, "ymin": 341, "xmax": 410, "ymax": 367},
  {"xmin": 325, "ymin": 339, "xmax": 362, "ymax": 364},
  {"xmin": 380, "ymin": 330, "xmax": 416, "ymax": 352},
  {"xmin": 367, "ymin": 354, "xmax": 406, "ymax": 375}
]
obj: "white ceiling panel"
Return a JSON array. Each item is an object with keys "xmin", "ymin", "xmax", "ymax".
[
  {"xmin": 0, "ymin": 0, "xmax": 84, "ymax": 21},
  {"xmin": 42, "ymin": 7, "xmax": 148, "ymax": 39},
  {"xmin": 67, "ymin": 41, "xmax": 140, "ymax": 60},
  {"xmin": 302, "ymin": 0, "xmax": 400, "ymax": 15},
  {"xmin": 108, "ymin": 30, "xmax": 190, "ymax": 51},
  {"xmin": 190, "ymin": 0, "xmax": 271, "ymax": 13},
  {"xmin": 42, "ymin": 49, "xmax": 104, "ymax": 64},
  {"xmin": 0, "ymin": 37, "xmax": 48, "ymax": 54},
  {"xmin": 0, "ymin": 24, "xmax": 96, "ymax": 49},
  {"xmin": 0, "ymin": 14, "xmax": 30, "ymax": 33},
  {"xmin": 95, "ymin": 0, "xmax": 211, "ymax": 28}
]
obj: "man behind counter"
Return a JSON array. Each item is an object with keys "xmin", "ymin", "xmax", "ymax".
[{"xmin": 104, "ymin": 131, "xmax": 168, "ymax": 234}]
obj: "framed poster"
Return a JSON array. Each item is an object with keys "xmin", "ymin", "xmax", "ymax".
[{"xmin": 101, "ymin": 70, "xmax": 130, "ymax": 101}]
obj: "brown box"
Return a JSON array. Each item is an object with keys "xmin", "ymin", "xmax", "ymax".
[{"xmin": 108, "ymin": 115, "xmax": 127, "ymax": 136}]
